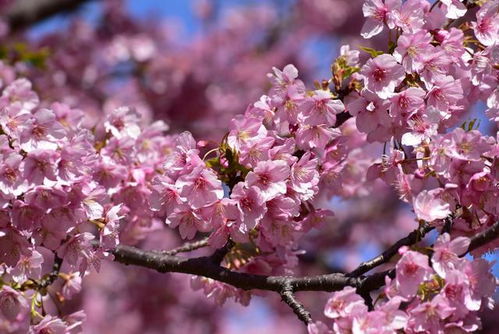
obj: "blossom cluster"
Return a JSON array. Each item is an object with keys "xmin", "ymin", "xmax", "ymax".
[
  {"xmin": 0, "ymin": 0, "xmax": 497, "ymax": 332},
  {"xmin": 0, "ymin": 66, "xmax": 179, "ymax": 332},
  {"xmin": 357, "ymin": 0, "xmax": 499, "ymax": 254},
  {"xmin": 309, "ymin": 234, "xmax": 496, "ymax": 333}
]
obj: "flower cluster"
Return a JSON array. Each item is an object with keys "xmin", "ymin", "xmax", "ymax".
[
  {"xmin": 358, "ymin": 0, "xmax": 499, "ymax": 255},
  {"xmin": 0, "ymin": 66, "xmax": 179, "ymax": 332},
  {"xmin": 0, "ymin": 0, "xmax": 497, "ymax": 332},
  {"xmin": 310, "ymin": 234, "xmax": 496, "ymax": 334}
]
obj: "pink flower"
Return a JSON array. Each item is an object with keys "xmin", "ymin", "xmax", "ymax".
[
  {"xmin": 100, "ymin": 204, "xmax": 124, "ymax": 249},
  {"xmin": 472, "ymin": 1, "xmax": 499, "ymax": 47},
  {"xmin": 361, "ymin": 0, "xmax": 401, "ymax": 39},
  {"xmin": 432, "ymin": 233, "xmax": 470, "ymax": 278},
  {"xmin": 0, "ymin": 228, "xmax": 31, "ymax": 267},
  {"xmin": 393, "ymin": 31, "xmax": 432, "ymax": 73},
  {"xmin": 267, "ymin": 64, "xmax": 306, "ymax": 105},
  {"xmin": 21, "ymin": 108, "xmax": 65, "ymax": 145},
  {"xmin": 238, "ymin": 136, "xmax": 274, "ymax": 168},
  {"xmin": 166, "ymin": 205, "xmax": 210, "ymax": 240},
  {"xmin": 296, "ymin": 125, "xmax": 340, "ymax": 152},
  {"xmin": 360, "ymin": 54, "xmax": 405, "ymax": 99},
  {"xmin": 426, "ymin": 75, "xmax": 463, "ymax": 113},
  {"xmin": 61, "ymin": 272, "xmax": 83, "ymax": 300},
  {"xmin": 390, "ymin": 87, "xmax": 425, "ymax": 120},
  {"xmin": 176, "ymin": 166, "xmax": 223, "ymax": 209},
  {"xmin": 0, "ymin": 152, "xmax": 23, "ymax": 191},
  {"xmin": 324, "ymin": 286, "xmax": 368, "ymax": 319},
  {"xmin": 307, "ymin": 321, "xmax": 332, "ymax": 334},
  {"xmin": 9, "ymin": 249, "xmax": 43, "ymax": 283},
  {"xmin": 265, "ymin": 195, "xmax": 300, "ymax": 220},
  {"xmin": 463, "ymin": 259, "xmax": 496, "ymax": 309},
  {"xmin": 299, "ymin": 90, "xmax": 344, "ymax": 126},
  {"xmin": 446, "ymin": 128, "xmax": 491, "ymax": 161},
  {"xmin": 439, "ymin": 28, "xmax": 466, "ymax": 60},
  {"xmin": 395, "ymin": 248, "xmax": 432, "ymax": 298},
  {"xmin": 442, "ymin": 271, "xmax": 477, "ymax": 316},
  {"xmin": 104, "ymin": 106, "xmax": 141, "ymax": 139},
  {"xmin": 290, "ymin": 152, "xmax": 319, "ymax": 201},
  {"xmin": 1, "ymin": 78, "xmax": 39, "ymax": 112},
  {"xmin": 348, "ymin": 90, "xmax": 390, "ymax": 134},
  {"xmin": 419, "ymin": 49, "xmax": 452, "ymax": 85},
  {"xmin": 340, "ymin": 45, "xmax": 360, "ymax": 66},
  {"xmin": 0, "ymin": 104, "xmax": 31, "ymax": 140},
  {"xmin": 24, "ymin": 186, "xmax": 69, "ymax": 211},
  {"xmin": 56, "ymin": 232, "xmax": 97, "ymax": 273},
  {"xmin": 32, "ymin": 315, "xmax": 68, "ymax": 334},
  {"xmin": 401, "ymin": 108, "xmax": 440, "ymax": 147},
  {"xmin": 440, "ymin": 0, "xmax": 467, "ymax": 19},
  {"xmin": 246, "ymin": 160, "xmax": 290, "ymax": 201},
  {"xmin": 392, "ymin": 0, "xmax": 426, "ymax": 32},
  {"xmin": 11, "ymin": 202, "xmax": 43, "ymax": 231},
  {"xmin": 227, "ymin": 116, "xmax": 267, "ymax": 151},
  {"xmin": 230, "ymin": 183, "xmax": 266, "ymax": 229},
  {"xmin": 149, "ymin": 176, "xmax": 182, "ymax": 215},
  {"xmin": 408, "ymin": 295, "xmax": 455, "ymax": 332},
  {"xmin": 23, "ymin": 149, "xmax": 59, "ymax": 185},
  {"xmin": 0, "ymin": 286, "xmax": 29, "ymax": 332},
  {"xmin": 413, "ymin": 189, "xmax": 451, "ymax": 222}
]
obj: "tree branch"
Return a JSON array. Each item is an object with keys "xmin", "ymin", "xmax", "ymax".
[
  {"xmin": 348, "ymin": 221, "xmax": 434, "ymax": 277},
  {"xmin": 111, "ymin": 245, "xmax": 359, "ymax": 292},
  {"xmin": 465, "ymin": 220, "xmax": 499, "ymax": 255},
  {"xmin": 107, "ymin": 220, "xmax": 499, "ymax": 324},
  {"xmin": 161, "ymin": 237, "xmax": 210, "ymax": 256},
  {"xmin": 280, "ymin": 282, "xmax": 312, "ymax": 325},
  {"xmin": 357, "ymin": 220, "xmax": 499, "ymax": 293},
  {"xmin": 5, "ymin": 0, "xmax": 95, "ymax": 32}
]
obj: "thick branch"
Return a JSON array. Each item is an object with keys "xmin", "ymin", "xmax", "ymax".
[
  {"xmin": 112, "ymin": 245, "xmax": 358, "ymax": 292},
  {"xmin": 5, "ymin": 0, "xmax": 95, "ymax": 32},
  {"xmin": 108, "ymin": 220, "xmax": 498, "ymax": 324}
]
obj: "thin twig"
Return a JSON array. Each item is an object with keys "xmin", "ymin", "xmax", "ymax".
[
  {"xmin": 161, "ymin": 238, "xmax": 210, "ymax": 256},
  {"xmin": 348, "ymin": 221, "xmax": 434, "ymax": 277}
]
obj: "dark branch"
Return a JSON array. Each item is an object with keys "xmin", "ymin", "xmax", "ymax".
[
  {"xmin": 348, "ymin": 221, "xmax": 434, "ymax": 277},
  {"xmin": 107, "ymin": 220, "xmax": 499, "ymax": 324},
  {"xmin": 280, "ymin": 283, "xmax": 312, "ymax": 324},
  {"xmin": 161, "ymin": 237, "xmax": 210, "ymax": 256},
  {"xmin": 111, "ymin": 245, "xmax": 358, "ymax": 292},
  {"xmin": 209, "ymin": 239, "xmax": 235, "ymax": 265},
  {"xmin": 5, "ymin": 0, "xmax": 95, "ymax": 32},
  {"xmin": 465, "ymin": 220, "xmax": 499, "ymax": 255}
]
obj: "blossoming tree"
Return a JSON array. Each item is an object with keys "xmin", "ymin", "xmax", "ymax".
[{"xmin": 0, "ymin": 0, "xmax": 497, "ymax": 333}]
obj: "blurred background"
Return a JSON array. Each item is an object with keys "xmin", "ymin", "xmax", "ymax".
[{"xmin": 0, "ymin": 1, "xmax": 497, "ymax": 333}]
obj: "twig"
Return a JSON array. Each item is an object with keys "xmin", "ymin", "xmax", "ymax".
[
  {"xmin": 348, "ymin": 221, "xmax": 434, "ymax": 277},
  {"xmin": 161, "ymin": 238, "xmax": 210, "ymax": 256}
]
